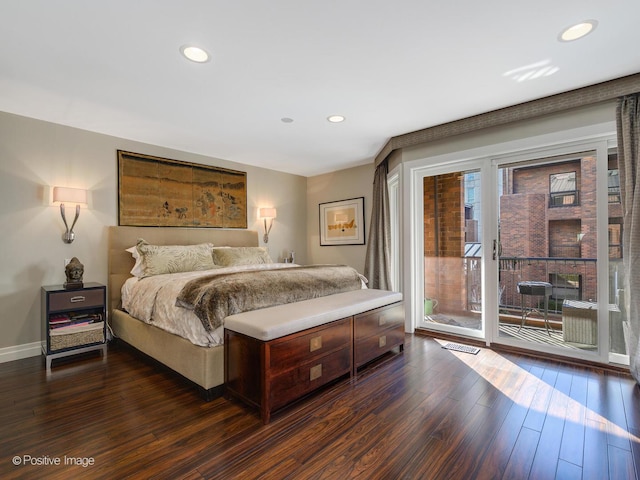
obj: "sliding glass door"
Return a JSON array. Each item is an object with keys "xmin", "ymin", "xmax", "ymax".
[
  {"xmin": 495, "ymin": 153, "xmax": 602, "ymax": 351},
  {"xmin": 416, "ymin": 162, "xmax": 486, "ymax": 338},
  {"xmin": 493, "ymin": 147, "xmax": 626, "ymax": 362},
  {"xmin": 409, "ymin": 136, "xmax": 627, "ymax": 364}
]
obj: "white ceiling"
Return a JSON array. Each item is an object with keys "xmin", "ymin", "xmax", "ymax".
[{"xmin": 1, "ymin": 1, "xmax": 639, "ymax": 177}]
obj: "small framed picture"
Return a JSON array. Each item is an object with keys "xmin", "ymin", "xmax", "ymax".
[{"xmin": 319, "ymin": 197, "xmax": 365, "ymax": 246}]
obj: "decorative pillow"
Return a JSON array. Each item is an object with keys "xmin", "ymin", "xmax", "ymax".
[
  {"xmin": 135, "ymin": 239, "xmax": 216, "ymax": 278},
  {"xmin": 211, "ymin": 246, "xmax": 273, "ymax": 267}
]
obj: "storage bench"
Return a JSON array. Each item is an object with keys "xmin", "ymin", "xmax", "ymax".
[{"xmin": 224, "ymin": 289, "xmax": 403, "ymax": 423}]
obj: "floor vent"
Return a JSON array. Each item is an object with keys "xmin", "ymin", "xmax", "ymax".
[{"xmin": 442, "ymin": 343, "xmax": 480, "ymax": 355}]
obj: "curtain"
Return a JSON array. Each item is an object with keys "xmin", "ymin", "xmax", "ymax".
[
  {"xmin": 616, "ymin": 93, "xmax": 640, "ymax": 383},
  {"xmin": 364, "ymin": 159, "xmax": 392, "ymax": 290}
]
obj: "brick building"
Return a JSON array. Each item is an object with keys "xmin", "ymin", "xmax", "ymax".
[
  {"xmin": 499, "ymin": 154, "xmax": 622, "ymax": 311},
  {"xmin": 423, "ymin": 153, "xmax": 622, "ymax": 320}
]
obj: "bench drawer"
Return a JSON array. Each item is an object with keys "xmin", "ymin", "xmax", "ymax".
[
  {"xmin": 354, "ymin": 302, "xmax": 404, "ymax": 369},
  {"xmin": 268, "ymin": 317, "xmax": 352, "ymax": 375},
  {"xmin": 355, "ymin": 327, "xmax": 405, "ymax": 368},
  {"xmin": 269, "ymin": 346, "xmax": 352, "ymax": 411},
  {"xmin": 354, "ymin": 302, "xmax": 404, "ymax": 339}
]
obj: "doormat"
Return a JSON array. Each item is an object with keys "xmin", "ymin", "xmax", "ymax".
[{"xmin": 442, "ymin": 343, "xmax": 480, "ymax": 355}]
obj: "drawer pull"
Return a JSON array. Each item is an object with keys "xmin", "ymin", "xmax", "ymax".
[
  {"xmin": 310, "ymin": 335, "xmax": 322, "ymax": 352},
  {"xmin": 70, "ymin": 296, "xmax": 86, "ymax": 303},
  {"xmin": 379, "ymin": 335, "xmax": 387, "ymax": 348},
  {"xmin": 378, "ymin": 316, "xmax": 387, "ymax": 326},
  {"xmin": 310, "ymin": 364, "xmax": 322, "ymax": 381}
]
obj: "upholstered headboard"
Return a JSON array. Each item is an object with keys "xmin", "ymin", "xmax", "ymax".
[{"xmin": 107, "ymin": 226, "xmax": 259, "ymax": 315}]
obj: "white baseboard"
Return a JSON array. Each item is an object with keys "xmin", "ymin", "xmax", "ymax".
[{"xmin": 0, "ymin": 342, "xmax": 41, "ymax": 364}]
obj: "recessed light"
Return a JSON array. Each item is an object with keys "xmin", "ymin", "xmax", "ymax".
[
  {"xmin": 559, "ymin": 20, "xmax": 598, "ymax": 42},
  {"xmin": 327, "ymin": 115, "xmax": 345, "ymax": 123},
  {"xmin": 281, "ymin": 117, "xmax": 294, "ymax": 123},
  {"xmin": 180, "ymin": 45, "xmax": 210, "ymax": 63}
]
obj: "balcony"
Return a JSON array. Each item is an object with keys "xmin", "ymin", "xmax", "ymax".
[
  {"xmin": 494, "ymin": 255, "xmax": 625, "ymax": 353},
  {"xmin": 608, "ymin": 186, "xmax": 621, "ymax": 204},
  {"xmin": 421, "ymin": 254, "xmax": 626, "ymax": 353},
  {"xmin": 498, "ymin": 256, "xmax": 596, "ymax": 315},
  {"xmin": 549, "ymin": 190, "xmax": 579, "ymax": 207}
]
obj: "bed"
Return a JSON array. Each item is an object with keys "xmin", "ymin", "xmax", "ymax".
[
  {"xmin": 108, "ymin": 226, "xmax": 264, "ymax": 399},
  {"xmin": 108, "ymin": 226, "xmax": 362, "ymax": 399}
]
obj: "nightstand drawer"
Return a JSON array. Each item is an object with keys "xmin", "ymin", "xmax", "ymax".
[{"xmin": 48, "ymin": 288, "xmax": 104, "ymax": 312}]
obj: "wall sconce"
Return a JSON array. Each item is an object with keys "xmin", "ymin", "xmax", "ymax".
[
  {"xmin": 259, "ymin": 207, "xmax": 277, "ymax": 243},
  {"xmin": 53, "ymin": 187, "xmax": 87, "ymax": 244}
]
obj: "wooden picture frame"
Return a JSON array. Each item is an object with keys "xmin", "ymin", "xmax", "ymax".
[
  {"xmin": 319, "ymin": 197, "xmax": 365, "ymax": 246},
  {"xmin": 117, "ymin": 150, "xmax": 247, "ymax": 228}
]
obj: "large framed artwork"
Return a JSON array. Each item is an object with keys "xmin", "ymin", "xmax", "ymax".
[
  {"xmin": 319, "ymin": 197, "xmax": 365, "ymax": 246},
  {"xmin": 117, "ymin": 150, "xmax": 247, "ymax": 228}
]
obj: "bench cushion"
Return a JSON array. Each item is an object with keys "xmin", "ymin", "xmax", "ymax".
[{"xmin": 224, "ymin": 289, "xmax": 403, "ymax": 341}]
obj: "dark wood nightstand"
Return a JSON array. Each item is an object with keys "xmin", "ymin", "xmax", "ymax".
[{"xmin": 41, "ymin": 282, "xmax": 107, "ymax": 371}]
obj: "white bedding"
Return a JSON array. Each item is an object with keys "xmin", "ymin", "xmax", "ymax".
[{"xmin": 121, "ymin": 263, "xmax": 298, "ymax": 347}]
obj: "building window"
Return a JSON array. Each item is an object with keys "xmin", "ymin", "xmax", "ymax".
[
  {"xmin": 608, "ymin": 169, "xmax": 621, "ymax": 203},
  {"xmin": 549, "ymin": 171, "xmax": 579, "ymax": 207},
  {"xmin": 549, "ymin": 273, "xmax": 582, "ymax": 303},
  {"xmin": 609, "ymin": 223, "xmax": 622, "ymax": 259},
  {"xmin": 466, "ymin": 186, "xmax": 475, "ymax": 203}
]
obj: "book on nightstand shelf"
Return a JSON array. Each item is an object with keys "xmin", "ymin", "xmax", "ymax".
[{"xmin": 49, "ymin": 313, "xmax": 103, "ymax": 329}]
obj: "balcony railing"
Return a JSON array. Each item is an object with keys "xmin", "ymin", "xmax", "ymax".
[
  {"xmin": 497, "ymin": 256, "xmax": 597, "ymax": 314},
  {"xmin": 549, "ymin": 190, "xmax": 579, "ymax": 207},
  {"xmin": 608, "ymin": 186, "xmax": 621, "ymax": 204}
]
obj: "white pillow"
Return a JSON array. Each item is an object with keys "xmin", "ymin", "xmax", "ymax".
[{"xmin": 125, "ymin": 246, "xmax": 144, "ymax": 277}]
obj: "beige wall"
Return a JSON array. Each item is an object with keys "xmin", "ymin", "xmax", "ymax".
[
  {"xmin": 306, "ymin": 163, "xmax": 374, "ymax": 275},
  {"xmin": 0, "ymin": 111, "xmax": 310, "ymax": 355}
]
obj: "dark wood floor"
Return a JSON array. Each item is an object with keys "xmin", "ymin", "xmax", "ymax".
[{"xmin": 1, "ymin": 335, "xmax": 639, "ymax": 480}]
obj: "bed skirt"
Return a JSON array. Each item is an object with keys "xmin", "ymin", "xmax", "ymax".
[{"xmin": 110, "ymin": 309, "xmax": 224, "ymax": 393}]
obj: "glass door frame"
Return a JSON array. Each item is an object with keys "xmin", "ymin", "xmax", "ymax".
[
  {"xmin": 489, "ymin": 136, "xmax": 616, "ymax": 364},
  {"xmin": 406, "ymin": 157, "xmax": 490, "ymax": 341},
  {"xmin": 403, "ymin": 132, "xmax": 623, "ymax": 365}
]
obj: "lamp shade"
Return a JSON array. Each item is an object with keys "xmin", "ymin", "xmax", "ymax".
[
  {"xmin": 53, "ymin": 187, "xmax": 87, "ymax": 204},
  {"xmin": 259, "ymin": 207, "xmax": 277, "ymax": 219}
]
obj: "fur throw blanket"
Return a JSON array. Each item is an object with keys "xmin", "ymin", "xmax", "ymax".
[{"xmin": 176, "ymin": 265, "xmax": 364, "ymax": 332}]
